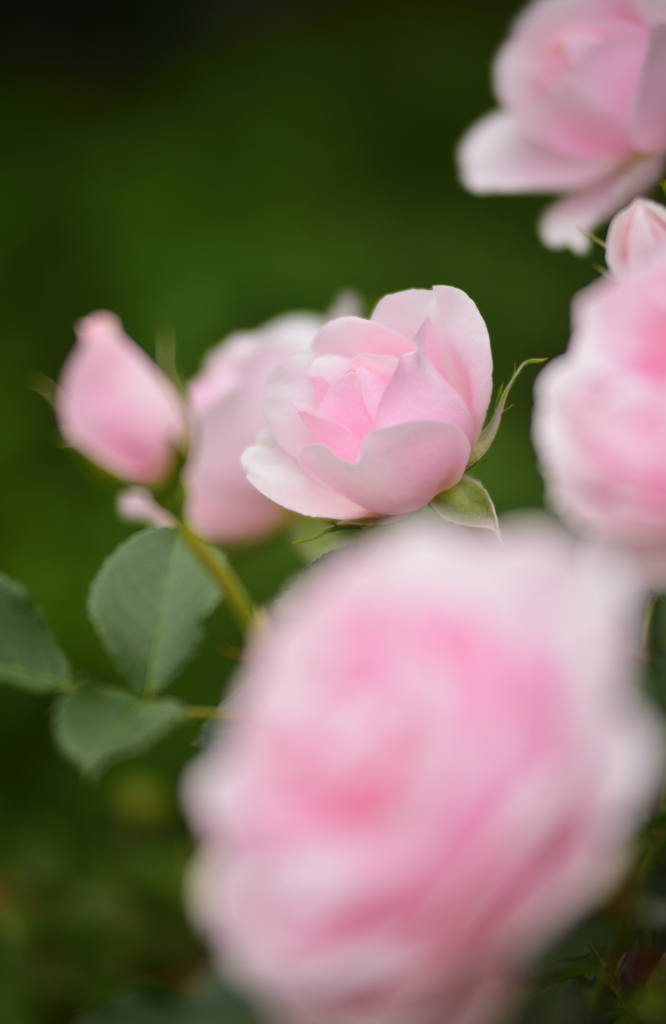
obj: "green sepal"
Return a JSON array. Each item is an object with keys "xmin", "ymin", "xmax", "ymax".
[
  {"xmin": 52, "ymin": 681, "xmax": 185, "ymax": 777},
  {"xmin": 0, "ymin": 573, "xmax": 71, "ymax": 693},
  {"xmin": 430, "ymin": 475, "xmax": 499, "ymax": 537},
  {"xmin": 467, "ymin": 358, "xmax": 547, "ymax": 468},
  {"xmin": 87, "ymin": 528, "xmax": 221, "ymax": 697}
]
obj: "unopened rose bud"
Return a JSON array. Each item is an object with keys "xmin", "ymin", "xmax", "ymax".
[
  {"xmin": 56, "ymin": 311, "xmax": 185, "ymax": 484},
  {"xmin": 606, "ymin": 198, "xmax": 666, "ymax": 279}
]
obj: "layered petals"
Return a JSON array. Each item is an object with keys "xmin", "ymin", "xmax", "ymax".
[
  {"xmin": 56, "ymin": 311, "xmax": 185, "ymax": 483},
  {"xmin": 243, "ymin": 287, "xmax": 493, "ymax": 521},
  {"xmin": 532, "ymin": 248, "xmax": 666, "ymax": 578},
  {"xmin": 457, "ymin": 0, "xmax": 666, "ymax": 251},
  {"xmin": 182, "ymin": 520, "xmax": 663, "ymax": 1024}
]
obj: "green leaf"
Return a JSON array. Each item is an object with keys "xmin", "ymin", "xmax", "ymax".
[
  {"xmin": 75, "ymin": 977, "xmax": 260, "ymax": 1024},
  {"xmin": 430, "ymin": 475, "xmax": 499, "ymax": 537},
  {"xmin": 87, "ymin": 528, "xmax": 221, "ymax": 696},
  {"xmin": 0, "ymin": 573, "xmax": 71, "ymax": 693},
  {"xmin": 467, "ymin": 357, "xmax": 547, "ymax": 468},
  {"xmin": 53, "ymin": 681, "xmax": 185, "ymax": 776}
]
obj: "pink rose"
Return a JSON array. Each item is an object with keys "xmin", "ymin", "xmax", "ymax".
[
  {"xmin": 532, "ymin": 257, "xmax": 666, "ymax": 569},
  {"xmin": 457, "ymin": 0, "xmax": 666, "ymax": 253},
  {"xmin": 242, "ymin": 288, "xmax": 493, "ymax": 520},
  {"xmin": 606, "ymin": 196, "xmax": 666, "ymax": 278},
  {"xmin": 56, "ymin": 311, "xmax": 185, "ymax": 483},
  {"xmin": 183, "ymin": 312, "xmax": 326, "ymax": 543},
  {"xmin": 182, "ymin": 520, "xmax": 662, "ymax": 1024}
]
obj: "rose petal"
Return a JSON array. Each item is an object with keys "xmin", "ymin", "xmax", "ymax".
[
  {"xmin": 631, "ymin": 24, "xmax": 666, "ymax": 152},
  {"xmin": 298, "ymin": 420, "xmax": 471, "ymax": 516},
  {"xmin": 456, "ymin": 111, "xmax": 618, "ymax": 194},
  {"xmin": 311, "ymin": 317, "xmax": 413, "ymax": 359},
  {"xmin": 184, "ymin": 395, "xmax": 288, "ymax": 543},
  {"xmin": 371, "ymin": 288, "xmax": 492, "ymax": 436},
  {"xmin": 242, "ymin": 432, "xmax": 370, "ymax": 520},
  {"xmin": 374, "ymin": 327, "xmax": 476, "ymax": 445},
  {"xmin": 115, "ymin": 487, "xmax": 177, "ymax": 528},
  {"xmin": 538, "ymin": 154, "xmax": 666, "ymax": 252},
  {"xmin": 264, "ymin": 350, "xmax": 320, "ymax": 457}
]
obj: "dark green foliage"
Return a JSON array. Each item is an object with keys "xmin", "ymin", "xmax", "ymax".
[
  {"xmin": 88, "ymin": 530, "xmax": 221, "ymax": 696},
  {"xmin": 53, "ymin": 682, "xmax": 185, "ymax": 776},
  {"xmin": 0, "ymin": 573, "xmax": 70, "ymax": 693},
  {"xmin": 76, "ymin": 978, "xmax": 260, "ymax": 1024}
]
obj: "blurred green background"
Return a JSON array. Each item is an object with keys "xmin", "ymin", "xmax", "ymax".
[{"xmin": 0, "ymin": 1, "xmax": 599, "ymax": 1020}]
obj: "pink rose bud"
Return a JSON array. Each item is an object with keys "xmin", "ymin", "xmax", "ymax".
[
  {"xmin": 183, "ymin": 312, "xmax": 328, "ymax": 543},
  {"xmin": 457, "ymin": 0, "xmax": 666, "ymax": 253},
  {"xmin": 181, "ymin": 520, "xmax": 663, "ymax": 1024},
  {"xmin": 56, "ymin": 311, "xmax": 185, "ymax": 483},
  {"xmin": 242, "ymin": 287, "xmax": 493, "ymax": 520},
  {"xmin": 533, "ymin": 258, "xmax": 666, "ymax": 579},
  {"xmin": 606, "ymin": 197, "xmax": 666, "ymax": 278}
]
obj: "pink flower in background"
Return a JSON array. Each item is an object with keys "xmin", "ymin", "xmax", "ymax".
[
  {"xmin": 242, "ymin": 287, "xmax": 493, "ymax": 520},
  {"xmin": 533, "ymin": 256, "xmax": 666, "ymax": 575},
  {"xmin": 182, "ymin": 520, "xmax": 662, "ymax": 1024},
  {"xmin": 605, "ymin": 196, "xmax": 666, "ymax": 278},
  {"xmin": 457, "ymin": 0, "xmax": 666, "ymax": 254},
  {"xmin": 183, "ymin": 311, "xmax": 327, "ymax": 543},
  {"xmin": 56, "ymin": 311, "xmax": 185, "ymax": 483}
]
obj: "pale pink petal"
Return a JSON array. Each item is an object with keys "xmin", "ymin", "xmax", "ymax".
[
  {"xmin": 605, "ymin": 197, "xmax": 666, "ymax": 278},
  {"xmin": 190, "ymin": 312, "xmax": 323, "ymax": 414},
  {"xmin": 183, "ymin": 396, "xmax": 288, "ymax": 543},
  {"xmin": 631, "ymin": 24, "xmax": 666, "ymax": 152},
  {"xmin": 311, "ymin": 317, "xmax": 413, "ymax": 360},
  {"xmin": 242, "ymin": 432, "xmax": 370, "ymax": 520},
  {"xmin": 456, "ymin": 111, "xmax": 617, "ymax": 194},
  {"xmin": 372, "ymin": 288, "xmax": 492, "ymax": 435},
  {"xmin": 297, "ymin": 412, "xmax": 363, "ymax": 462},
  {"xmin": 298, "ymin": 421, "xmax": 471, "ymax": 516},
  {"xmin": 374, "ymin": 332, "xmax": 476, "ymax": 445},
  {"xmin": 316, "ymin": 374, "xmax": 375, "ymax": 436},
  {"xmin": 263, "ymin": 351, "xmax": 320, "ymax": 457},
  {"xmin": 57, "ymin": 311, "xmax": 185, "ymax": 483},
  {"xmin": 115, "ymin": 487, "xmax": 177, "ymax": 528},
  {"xmin": 538, "ymin": 154, "xmax": 666, "ymax": 252}
]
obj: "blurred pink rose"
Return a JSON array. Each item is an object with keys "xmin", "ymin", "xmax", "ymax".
[
  {"xmin": 182, "ymin": 520, "xmax": 662, "ymax": 1024},
  {"xmin": 242, "ymin": 288, "xmax": 493, "ymax": 520},
  {"xmin": 457, "ymin": 0, "xmax": 666, "ymax": 253},
  {"xmin": 56, "ymin": 311, "xmax": 185, "ymax": 483},
  {"xmin": 606, "ymin": 196, "xmax": 666, "ymax": 278},
  {"xmin": 533, "ymin": 258, "xmax": 666, "ymax": 571},
  {"xmin": 183, "ymin": 311, "xmax": 326, "ymax": 543}
]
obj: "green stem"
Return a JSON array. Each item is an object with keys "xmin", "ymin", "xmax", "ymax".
[
  {"xmin": 180, "ymin": 526, "xmax": 255, "ymax": 633},
  {"xmin": 182, "ymin": 704, "xmax": 231, "ymax": 721}
]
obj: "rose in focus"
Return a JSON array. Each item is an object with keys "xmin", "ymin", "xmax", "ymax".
[
  {"xmin": 242, "ymin": 287, "xmax": 493, "ymax": 519},
  {"xmin": 182, "ymin": 519, "xmax": 663, "ymax": 1024},
  {"xmin": 458, "ymin": 0, "xmax": 666, "ymax": 253},
  {"xmin": 533, "ymin": 248, "xmax": 666, "ymax": 575}
]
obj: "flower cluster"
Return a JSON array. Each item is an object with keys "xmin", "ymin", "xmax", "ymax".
[
  {"xmin": 458, "ymin": 0, "xmax": 666, "ymax": 252},
  {"xmin": 46, "ymin": 3, "xmax": 666, "ymax": 1023}
]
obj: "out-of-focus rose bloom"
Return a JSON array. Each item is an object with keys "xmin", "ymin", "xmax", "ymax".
[
  {"xmin": 457, "ymin": 0, "xmax": 666, "ymax": 254},
  {"xmin": 182, "ymin": 520, "xmax": 663, "ymax": 1024},
  {"xmin": 56, "ymin": 311, "xmax": 185, "ymax": 483},
  {"xmin": 183, "ymin": 312, "xmax": 326, "ymax": 543},
  {"xmin": 533, "ymin": 258, "xmax": 666, "ymax": 575},
  {"xmin": 606, "ymin": 196, "xmax": 666, "ymax": 278},
  {"xmin": 242, "ymin": 288, "xmax": 493, "ymax": 520}
]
